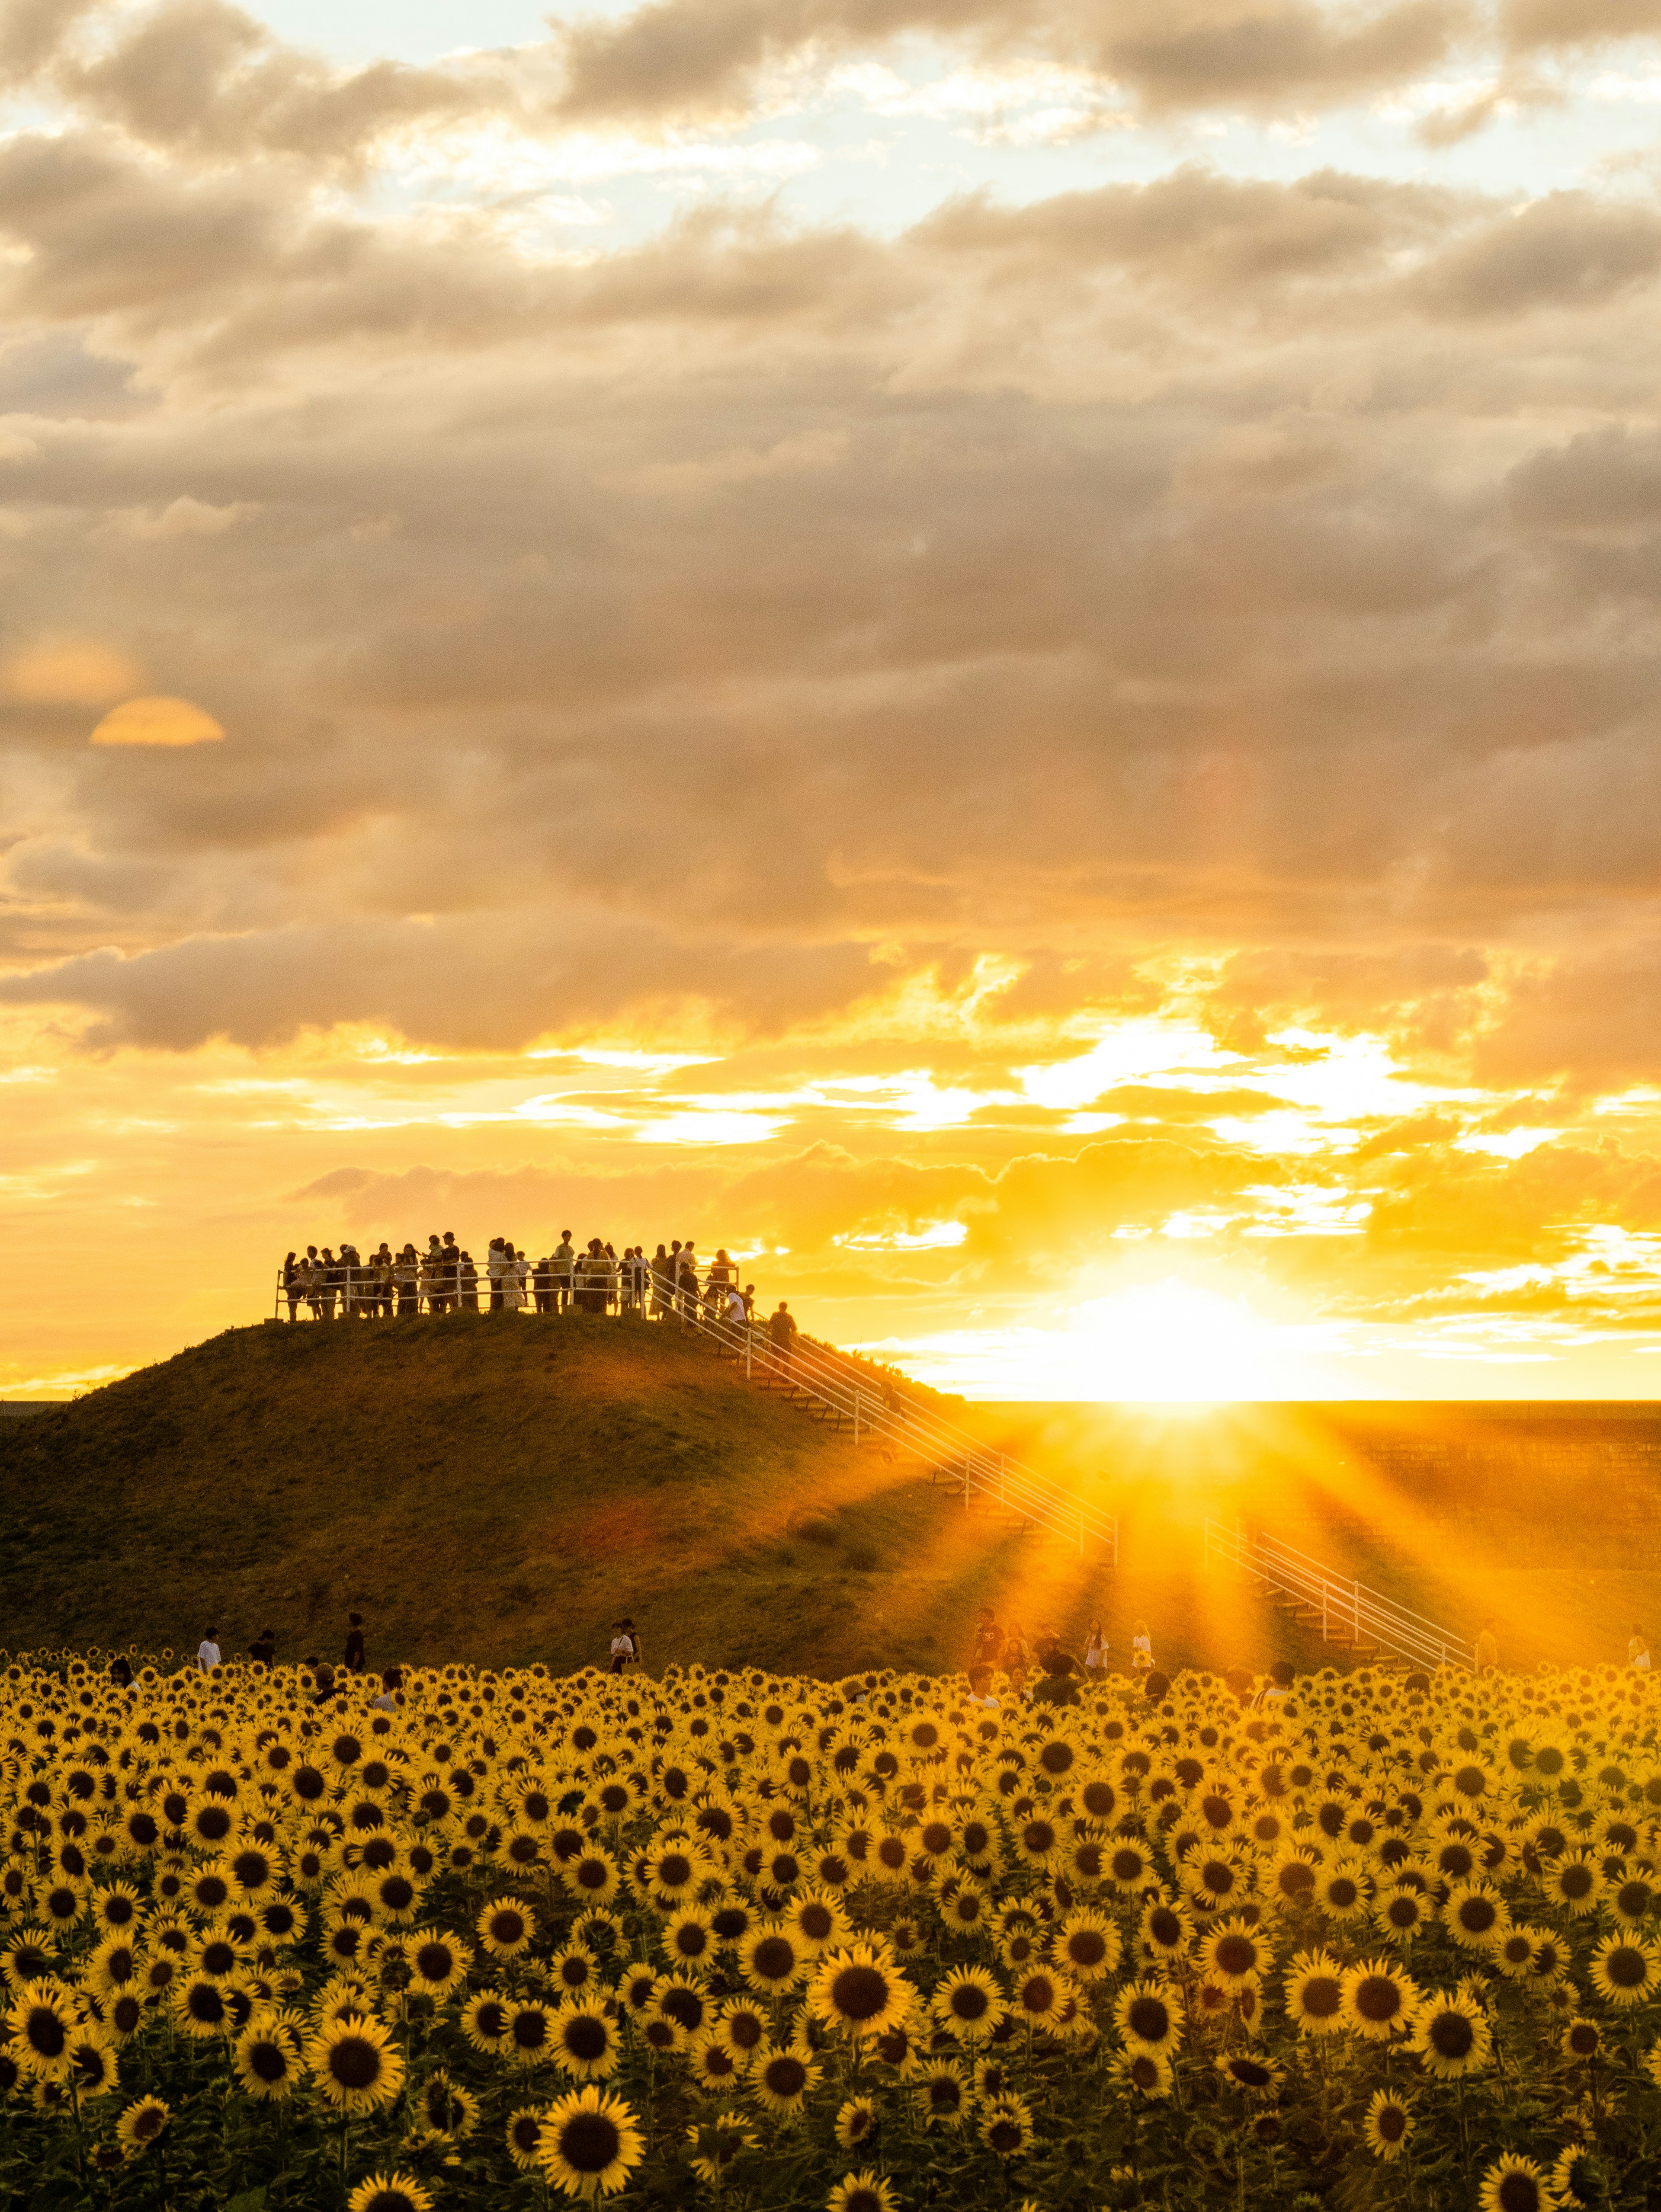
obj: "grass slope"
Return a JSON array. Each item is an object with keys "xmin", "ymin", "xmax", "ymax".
[{"xmin": 0, "ymin": 1316, "xmax": 1325, "ymax": 1680}]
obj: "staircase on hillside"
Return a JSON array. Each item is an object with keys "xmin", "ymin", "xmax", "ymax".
[
  {"xmin": 1205, "ymin": 1519, "xmax": 1470, "ymax": 1669},
  {"xmin": 669, "ymin": 1276, "xmax": 1118, "ymax": 1560}
]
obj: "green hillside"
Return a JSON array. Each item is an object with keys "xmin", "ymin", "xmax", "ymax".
[{"xmin": 0, "ymin": 1314, "xmax": 1328, "ymax": 1680}]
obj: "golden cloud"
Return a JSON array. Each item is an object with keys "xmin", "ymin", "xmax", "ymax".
[
  {"xmin": 89, "ymin": 696, "xmax": 225, "ymax": 749},
  {"xmin": 4, "ymin": 638, "xmax": 142, "ymax": 705}
]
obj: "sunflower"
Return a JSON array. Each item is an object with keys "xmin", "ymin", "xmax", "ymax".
[
  {"xmin": 689, "ymin": 2031, "xmax": 745, "ymax": 2094},
  {"xmin": 1138, "ymin": 1898, "xmax": 1194, "ymax": 1962},
  {"xmin": 915, "ymin": 2062, "xmax": 970, "ymax": 2128},
  {"xmin": 477, "ymin": 1897, "xmax": 535, "ymax": 1961},
  {"xmin": 539, "ymin": 2085, "xmax": 645, "ymax": 2199},
  {"xmin": 1477, "ymin": 2155, "xmax": 1554, "ymax": 2212},
  {"xmin": 566, "ymin": 1853, "xmax": 619, "ymax": 1910},
  {"xmin": 930, "ymin": 1966, "xmax": 1007, "ymax": 2044},
  {"xmin": 1552, "ymin": 2145, "xmax": 1602, "ymax": 2207},
  {"xmin": 663, "ymin": 1908, "xmax": 716, "ymax": 1969},
  {"xmin": 234, "ymin": 2012, "xmax": 302, "ymax": 2100},
  {"xmin": 1264, "ymin": 1852, "xmax": 1321, "ymax": 1912},
  {"xmin": 416, "ymin": 2068, "xmax": 479, "ymax": 2137},
  {"xmin": 308, "ymin": 2013, "xmax": 405, "ymax": 2112},
  {"xmin": 1443, "ymin": 1883, "xmax": 1508, "ymax": 1950},
  {"xmin": 783, "ymin": 1889, "xmax": 848, "ymax": 1954},
  {"xmin": 1115, "ymin": 1981, "xmax": 1183, "ymax": 2056},
  {"xmin": 980, "ymin": 2097, "xmax": 1036, "ymax": 2158},
  {"xmin": 346, "ymin": 2175, "xmax": 434, "ymax": 2212},
  {"xmin": 1215, "ymin": 2052, "xmax": 1282, "ymax": 2096},
  {"xmin": 506, "ymin": 2106, "xmax": 552, "ymax": 2174},
  {"xmin": 751, "ymin": 2042, "xmax": 821, "ymax": 2117},
  {"xmin": 807, "ymin": 1945, "xmax": 912, "ymax": 2040},
  {"xmin": 174, "ymin": 1974, "xmax": 233, "ymax": 2039},
  {"xmin": 550, "ymin": 1946, "xmax": 602, "ymax": 2000},
  {"xmin": 1200, "ymin": 1918, "xmax": 1264, "ymax": 1991},
  {"xmin": 1342, "ymin": 1959, "xmax": 1415, "ymax": 2041},
  {"xmin": 1315, "ymin": 1861, "xmax": 1371, "ymax": 1921},
  {"xmin": 1364, "ymin": 2089, "xmax": 1414, "ymax": 2162},
  {"xmin": 1106, "ymin": 1840, "xmax": 1153, "ymax": 1893},
  {"xmin": 1409, "ymin": 1994, "xmax": 1491, "ymax": 2080},
  {"xmin": 741, "ymin": 1924, "xmax": 808, "ymax": 1996},
  {"xmin": 1055, "ymin": 1909, "xmax": 1120, "ymax": 1983},
  {"xmin": 65, "ymin": 2028, "xmax": 118, "ymax": 2100},
  {"xmin": 553, "ymin": 2004, "xmax": 621, "ymax": 2079},
  {"xmin": 1590, "ymin": 1933, "xmax": 1660, "ymax": 2007},
  {"xmin": 503, "ymin": 2001, "xmax": 555, "ymax": 2067},
  {"xmin": 686, "ymin": 2118, "xmax": 759, "ymax": 2184},
  {"xmin": 1374, "ymin": 1884, "xmax": 1432, "ymax": 1944},
  {"xmin": 828, "ymin": 2174, "xmax": 899, "ymax": 2212},
  {"xmin": 1547, "ymin": 1853, "xmax": 1603, "ymax": 1917},
  {"xmin": 407, "ymin": 1928, "xmax": 471, "ymax": 1999},
  {"xmin": 654, "ymin": 1976, "xmax": 712, "ymax": 2042},
  {"xmin": 116, "ymin": 2095, "xmax": 171, "ymax": 2154},
  {"xmin": 716, "ymin": 2000, "xmax": 771, "ymax": 2066},
  {"xmin": 635, "ymin": 1841, "xmax": 712, "ymax": 1907},
  {"xmin": 1112, "ymin": 2046, "xmax": 1173, "ymax": 2099},
  {"xmin": 1562, "ymin": 2017, "xmax": 1603, "ymax": 2062},
  {"xmin": 836, "ymin": 2096, "xmax": 878, "ymax": 2150},
  {"xmin": 1285, "ymin": 1953, "xmax": 1346, "ymax": 2037},
  {"xmin": 91, "ymin": 1882, "xmax": 143, "ymax": 1935}
]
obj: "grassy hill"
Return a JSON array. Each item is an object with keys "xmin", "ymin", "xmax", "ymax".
[{"xmin": 0, "ymin": 1314, "xmax": 1329, "ymax": 1681}]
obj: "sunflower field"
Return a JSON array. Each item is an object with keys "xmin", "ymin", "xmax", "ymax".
[{"xmin": 6, "ymin": 1652, "xmax": 1661, "ymax": 2212}]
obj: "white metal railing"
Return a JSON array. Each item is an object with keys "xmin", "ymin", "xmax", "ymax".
[
  {"xmin": 1204, "ymin": 1518, "xmax": 1470, "ymax": 1671},
  {"xmin": 271, "ymin": 1259, "xmax": 1116, "ymax": 1560}
]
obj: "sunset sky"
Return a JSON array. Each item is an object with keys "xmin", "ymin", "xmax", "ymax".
[{"xmin": 6, "ymin": 0, "xmax": 1661, "ymax": 1401}]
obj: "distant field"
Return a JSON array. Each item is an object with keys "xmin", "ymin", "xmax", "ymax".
[{"xmin": 4, "ymin": 1331, "xmax": 1655, "ymax": 1675}]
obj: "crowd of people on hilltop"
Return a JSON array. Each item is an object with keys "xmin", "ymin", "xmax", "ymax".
[{"xmin": 277, "ymin": 1232, "xmax": 801, "ymax": 1357}]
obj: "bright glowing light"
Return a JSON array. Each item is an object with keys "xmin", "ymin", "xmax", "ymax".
[{"xmin": 871, "ymin": 1280, "xmax": 1354, "ymax": 1402}]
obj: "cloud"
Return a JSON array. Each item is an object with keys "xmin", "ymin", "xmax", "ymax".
[
  {"xmin": 552, "ymin": 0, "xmax": 1469, "ymax": 125},
  {"xmin": 1500, "ymin": 0, "xmax": 1661, "ymax": 53},
  {"xmin": 3, "ymin": 637, "xmax": 142, "ymax": 704}
]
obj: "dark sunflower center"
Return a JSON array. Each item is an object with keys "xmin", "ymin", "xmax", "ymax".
[
  {"xmin": 831, "ymin": 1965, "xmax": 890, "ymax": 2020},
  {"xmin": 1127, "ymin": 1997, "xmax": 1169, "ymax": 2039},
  {"xmin": 1355, "ymin": 1977, "xmax": 1400, "ymax": 2022},
  {"xmin": 765, "ymin": 2055, "xmax": 808, "ymax": 2097},
  {"xmin": 330, "ymin": 2037, "xmax": 382, "ymax": 2088},
  {"xmin": 1430, "ymin": 2014, "xmax": 1475, "ymax": 2057},
  {"xmin": 566, "ymin": 2016, "xmax": 609, "ymax": 2059}
]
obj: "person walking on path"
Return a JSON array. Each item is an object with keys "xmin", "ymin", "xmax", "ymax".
[
  {"xmin": 343, "ymin": 1613, "xmax": 366, "ymax": 1674},
  {"xmin": 1630, "ymin": 1624, "xmax": 1651, "ymax": 1670},
  {"xmin": 768, "ymin": 1300, "xmax": 798, "ymax": 1376},
  {"xmin": 1084, "ymin": 1619, "xmax": 1107, "ymax": 1673},
  {"xmin": 1474, "ymin": 1617, "xmax": 1499, "ymax": 1672},
  {"xmin": 196, "ymin": 1626, "xmax": 221, "ymax": 1673},
  {"xmin": 609, "ymin": 1619, "xmax": 640, "ymax": 1674}
]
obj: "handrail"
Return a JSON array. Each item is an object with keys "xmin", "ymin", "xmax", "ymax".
[
  {"xmin": 670, "ymin": 1283, "xmax": 1116, "ymax": 1563},
  {"xmin": 1205, "ymin": 1517, "xmax": 1470, "ymax": 1671},
  {"xmin": 270, "ymin": 1259, "xmax": 1116, "ymax": 1561}
]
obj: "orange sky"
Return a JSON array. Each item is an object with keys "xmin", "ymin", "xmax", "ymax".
[{"xmin": 6, "ymin": 0, "xmax": 1661, "ymax": 1400}]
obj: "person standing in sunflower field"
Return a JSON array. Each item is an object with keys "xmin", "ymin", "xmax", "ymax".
[
  {"xmin": 1474, "ymin": 1618, "xmax": 1499, "ymax": 1672},
  {"xmin": 344, "ymin": 1613, "xmax": 366, "ymax": 1674},
  {"xmin": 609, "ymin": 1620, "xmax": 640, "ymax": 1674},
  {"xmin": 196, "ymin": 1626, "xmax": 221, "ymax": 1672},
  {"xmin": 1628, "ymin": 1624, "xmax": 1650, "ymax": 1670}
]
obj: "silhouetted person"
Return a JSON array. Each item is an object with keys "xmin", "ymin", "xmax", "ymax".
[
  {"xmin": 249, "ymin": 1628, "xmax": 275, "ymax": 1668},
  {"xmin": 344, "ymin": 1613, "xmax": 366, "ymax": 1674},
  {"xmin": 769, "ymin": 1301, "xmax": 798, "ymax": 1374}
]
